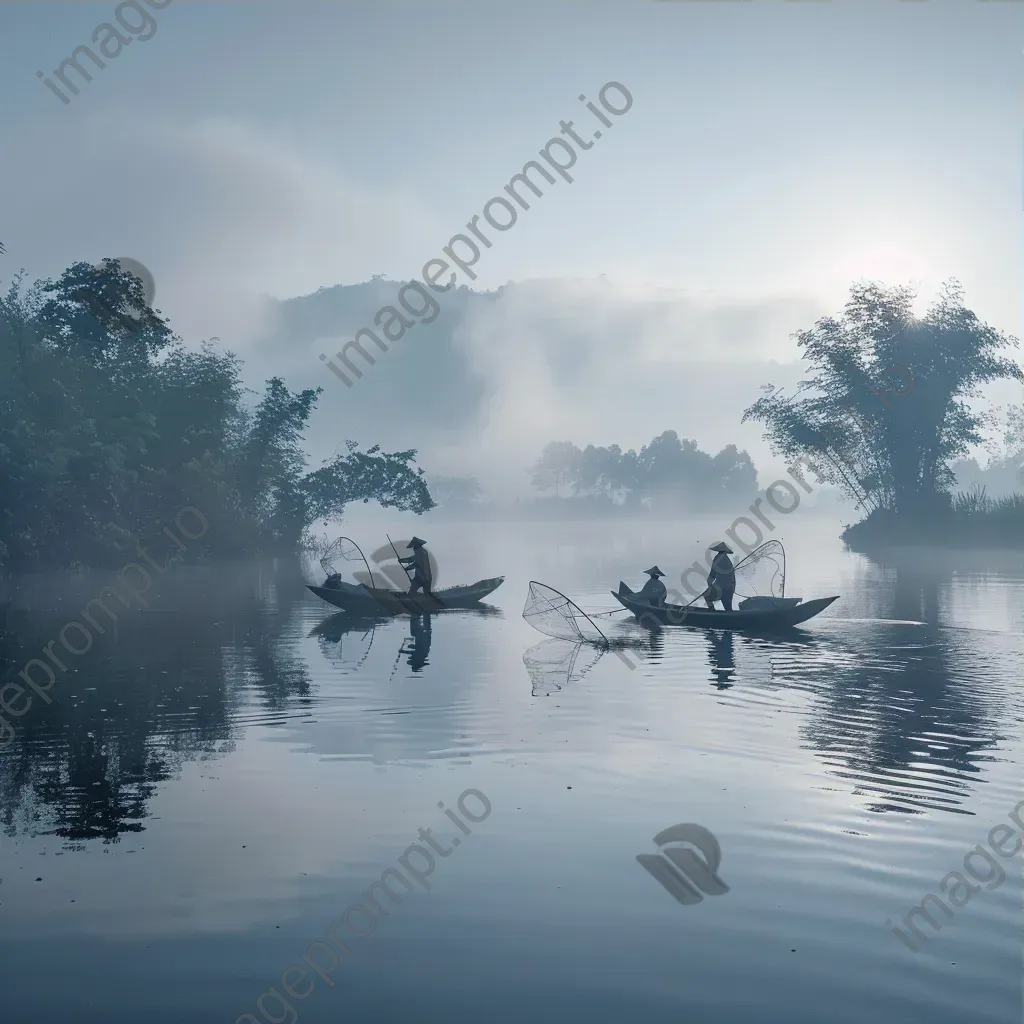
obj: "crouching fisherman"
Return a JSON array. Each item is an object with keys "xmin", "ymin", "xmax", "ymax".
[
  {"xmin": 637, "ymin": 566, "xmax": 667, "ymax": 606},
  {"xmin": 399, "ymin": 537, "xmax": 433, "ymax": 595}
]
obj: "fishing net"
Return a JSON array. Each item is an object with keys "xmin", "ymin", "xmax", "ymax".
[
  {"xmin": 320, "ymin": 536, "xmax": 378, "ymax": 588},
  {"xmin": 523, "ymin": 581, "xmax": 609, "ymax": 645},
  {"xmin": 312, "ymin": 615, "xmax": 381, "ymax": 671},
  {"xmin": 731, "ymin": 540, "xmax": 786, "ymax": 599},
  {"xmin": 523, "ymin": 638, "xmax": 606, "ymax": 696}
]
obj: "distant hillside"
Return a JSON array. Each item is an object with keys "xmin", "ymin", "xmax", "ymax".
[{"xmin": 246, "ymin": 278, "xmax": 493, "ymax": 437}]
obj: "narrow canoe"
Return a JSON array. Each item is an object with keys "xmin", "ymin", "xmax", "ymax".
[
  {"xmin": 307, "ymin": 576, "xmax": 504, "ymax": 614},
  {"xmin": 612, "ymin": 583, "xmax": 838, "ymax": 631}
]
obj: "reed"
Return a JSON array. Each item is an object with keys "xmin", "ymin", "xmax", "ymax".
[{"xmin": 844, "ymin": 487, "xmax": 1024, "ymax": 550}]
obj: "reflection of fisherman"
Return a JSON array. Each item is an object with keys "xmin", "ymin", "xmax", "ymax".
[
  {"xmin": 707, "ymin": 629, "xmax": 735, "ymax": 689},
  {"xmin": 705, "ymin": 542, "xmax": 735, "ymax": 611},
  {"xmin": 398, "ymin": 537, "xmax": 432, "ymax": 595},
  {"xmin": 637, "ymin": 566, "xmax": 667, "ymax": 606},
  {"xmin": 409, "ymin": 614, "xmax": 432, "ymax": 671}
]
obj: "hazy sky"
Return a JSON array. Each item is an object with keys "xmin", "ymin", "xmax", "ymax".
[{"xmin": 2, "ymin": 0, "xmax": 1021, "ymax": 491}]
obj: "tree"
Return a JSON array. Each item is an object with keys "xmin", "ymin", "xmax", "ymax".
[
  {"xmin": 426, "ymin": 476, "xmax": 483, "ymax": 508},
  {"xmin": 742, "ymin": 280, "xmax": 1023, "ymax": 517},
  {"xmin": 531, "ymin": 441, "xmax": 580, "ymax": 497},
  {"xmin": 712, "ymin": 444, "xmax": 759, "ymax": 499},
  {"xmin": 0, "ymin": 261, "xmax": 435, "ymax": 569}
]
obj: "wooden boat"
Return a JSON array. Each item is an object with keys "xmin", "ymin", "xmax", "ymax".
[
  {"xmin": 307, "ymin": 576, "xmax": 504, "ymax": 614},
  {"xmin": 612, "ymin": 582, "xmax": 838, "ymax": 631}
]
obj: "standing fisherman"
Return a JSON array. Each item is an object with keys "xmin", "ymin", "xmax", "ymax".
[
  {"xmin": 704, "ymin": 542, "xmax": 735, "ymax": 611},
  {"xmin": 637, "ymin": 566, "xmax": 667, "ymax": 606},
  {"xmin": 399, "ymin": 537, "xmax": 433, "ymax": 595}
]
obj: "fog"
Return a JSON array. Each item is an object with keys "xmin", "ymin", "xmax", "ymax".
[{"xmin": 3, "ymin": 0, "xmax": 1019, "ymax": 507}]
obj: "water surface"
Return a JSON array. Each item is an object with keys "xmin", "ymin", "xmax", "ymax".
[{"xmin": 0, "ymin": 517, "xmax": 1021, "ymax": 1023}]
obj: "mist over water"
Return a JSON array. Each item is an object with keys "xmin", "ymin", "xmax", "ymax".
[
  {"xmin": 3, "ymin": 0, "xmax": 1023, "ymax": 1020},
  {"xmin": 0, "ymin": 518, "xmax": 1021, "ymax": 1023}
]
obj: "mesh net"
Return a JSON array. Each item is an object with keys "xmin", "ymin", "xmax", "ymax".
[
  {"xmin": 523, "ymin": 638, "xmax": 606, "ymax": 696},
  {"xmin": 320, "ymin": 536, "xmax": 379, "ymax": 587},
  {"xmin": 523, "ymin": 581, "xmax": 609, "ymax": 645},
  {"xmin": 731, "ymin": 540, "xmax": 786, "ymax": 599}
]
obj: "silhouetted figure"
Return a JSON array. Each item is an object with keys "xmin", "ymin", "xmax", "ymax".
[
  {"xmin": 637, "ymin": 565, "xmax": 667, "ymax": 605},
  {"xmin": 705, "ymin": 542, "xmax": 735, "ymax": 611},
  {"xmin": 408, "ymin": 614, "xmax": 432, "ymax": 670},
  {"xmin": 399, "ymin": 537, "xmax": 432, "ymax": 595}
]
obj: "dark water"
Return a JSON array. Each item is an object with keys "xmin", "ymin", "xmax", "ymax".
[{"xmin": 0, "ymin": 517, "xmax": 1021, "ymax": 1023}]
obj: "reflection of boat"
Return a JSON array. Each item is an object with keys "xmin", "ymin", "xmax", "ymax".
[
  {"xmin": 309, "ymin": 612, "xmax": 389, "ymax": 641},
  {"xmin": 612, "ymin": 584, "xmax": 839, "ymax": 631},
  {"xmin": 307, "ymin": 577, "xmax": 504, "ymax": 613}
]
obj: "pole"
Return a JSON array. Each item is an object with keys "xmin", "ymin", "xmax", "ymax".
[{"xmin": 387, "ymin": 534, "xmax": 413, "ymax": 585}]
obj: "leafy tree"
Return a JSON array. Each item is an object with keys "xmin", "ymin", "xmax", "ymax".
[
  {"xmin": 0, "ymin": 261, "xmax": 434, "ymax": 570},
  {"xmin": 742, "ymin": 280, "xmax": 1023, "ymax": 516},
  {"xmin": 426, "ymin": 475, "xmax": 483, "ymax": 508},
  {"xmin": 531, "ymin": 441, "xmax": 580, "ymax": 497}
]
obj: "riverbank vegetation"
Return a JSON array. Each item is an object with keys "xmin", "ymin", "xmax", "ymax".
[
  {"xmin": 843, "ymin": 488, "xmax": 1024, "ymax": 550},
  {"xmin": 0, "ymin": 260, "xmax": 434, "ymax": 571},
  {"xmin": 742, "ymin": 280, "xmax": 1024, "ymax": 550}
]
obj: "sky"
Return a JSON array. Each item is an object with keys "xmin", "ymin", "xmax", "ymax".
[{"xmin": 2, "ymin": 0, "xmax": 1022, "ymax": 495}]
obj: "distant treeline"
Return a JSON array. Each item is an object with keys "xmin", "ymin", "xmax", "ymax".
[
  {"xmin": 530, "ymin": 431, "xmax": 758, "ymax": 512},
  {"xmin": 0, "ymin": 261, "xmax": 434, "ymax": 571}
]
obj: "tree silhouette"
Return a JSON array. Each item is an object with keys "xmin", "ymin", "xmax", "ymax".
[{"xmin": 743, "ymin": 280, "xmax": 1022, "ymax": 518}]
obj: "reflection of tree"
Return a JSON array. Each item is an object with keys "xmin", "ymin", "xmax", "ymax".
[
  {"xmin": 0, "ymin": 561, "xmax": 317, "ymax": 842},
  {"xmin": 768, "ymin": 562, "xmax": 1005, "ymax": 815},
  {"xmin": 890, "ymin": 562, "xmax": 939, "ymax": 625}
]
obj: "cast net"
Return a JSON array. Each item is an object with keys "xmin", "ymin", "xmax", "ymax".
[
  {"xmin": 731, "ymin": 540, "xmax": 786, "ymax": 599},
  {"xmin": 523, "ymin": 581, "xmax": 609, "ymax": 645},
  {"xmin": 320, "ymin": 536, "xmax": 377, "ymax": 588},
  {"xmin": 523, "ymin": 638, "xmax": 606, "ymax": 697}
]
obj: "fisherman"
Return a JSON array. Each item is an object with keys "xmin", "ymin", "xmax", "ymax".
[
  {"xmin": 399, "ymin": 537, "xmax": 432, "ymax": 595},
  {"xmin": 637, "ymin": 566, "xmax": 667, "ymax": 606},
  {"xmin": 704, "ymin": 542, "xmax": 735, "ymax": 611}
]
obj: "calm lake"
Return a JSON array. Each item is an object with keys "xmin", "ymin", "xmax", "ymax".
[{"xmin": 0, "ymin": 516, "xmax": 1021, "ymax": 1023}]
